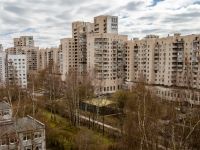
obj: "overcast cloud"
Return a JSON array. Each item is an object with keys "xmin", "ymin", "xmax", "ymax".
[{"xmin": 1, "ymin": 0, "xmax": 200, "ymax": 49}]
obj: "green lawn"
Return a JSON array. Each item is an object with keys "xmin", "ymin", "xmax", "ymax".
[{"xmin": 36, "ymin": 108, "xmax": 116, "ymax": 150}]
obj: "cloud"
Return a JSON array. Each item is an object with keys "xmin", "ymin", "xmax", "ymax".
[
  {"xmin": 123, "ymin": 1, "xmax": 145, "ymax": 11},
  {"xmin": 0, "ymin": 0, "xmax": 200, "ymax": 49}
]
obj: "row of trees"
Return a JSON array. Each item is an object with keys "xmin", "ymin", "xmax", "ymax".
[
  {"xmin": 112, "ymin": 78, "xmax": 200, "ymax": 150},
  {"xmin": 2, "ymin": 60, "xmax": 200, "ymax": 149}
]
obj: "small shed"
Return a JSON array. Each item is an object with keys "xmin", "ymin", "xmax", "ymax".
[{"xmin": 81, "ymin": 99, "xmax": 116, "ymax": 115}]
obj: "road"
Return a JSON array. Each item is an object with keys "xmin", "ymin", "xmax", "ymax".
[{"xmin": 79, "ymin": 114, "xmax": 121, "ymax": 132}]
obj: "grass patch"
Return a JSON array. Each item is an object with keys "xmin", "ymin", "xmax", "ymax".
[{"xmin": 36, "ymin": 108, "xmax": 116, "ymax": 149}]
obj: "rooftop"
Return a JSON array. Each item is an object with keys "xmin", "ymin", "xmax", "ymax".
[
  {"xmin": 83, "ymin": 99, "xmax": 114, "ymax": 107},
  {"xmin": 0, "ymin": 101, "xmax": 11, "ymax": 110},
  {"xmin": 0, "ymin": 115, "xmax": 45, "ymax": 136}
]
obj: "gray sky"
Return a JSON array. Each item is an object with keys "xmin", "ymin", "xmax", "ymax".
[{"xmin": 1, "ymin": 0, "xmax": 200, "ymax": 49}]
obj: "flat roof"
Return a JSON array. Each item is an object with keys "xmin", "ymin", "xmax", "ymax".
[{"xmin": 83, "ymin": 99, "xmax": 114, "ymax": 107}]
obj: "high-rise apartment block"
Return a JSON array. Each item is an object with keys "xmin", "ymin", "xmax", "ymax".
[
  {"xmin": 87, "ymin": 33, "xmax": 127, "ymax": 93},
  {"xmin": 0, "ymin": 52, "xmax": 7, "ymax": 87},
  {"xmin": 58, "ymin": 15, "xmax": 200, "ymax": 95},
  {"xmin": 0, "ymin": 44, "xmax": 3, "ymax": 52},
  {"xmin": 0, "ymin": 52, "xmax": 27, "ymax": 88},
  {"xmin": 38, "ymin": 47, "xmax": 59, "ymax": 71},
  {"xmin": 7, "ymin": 55, "xmax": 27, "ymax": 88},
  {"xmin": 7, "ymin": 36, "xmax": 39, "ymax": 72},
  {"xmin": 94, "ymin": 15, "xmax": 118, "ymax": 34},
  {"xmin": 2, "ymin": 15, "xmax": 200, "ymax": 103},
  {"xmin": 59, "ymin": 15, "xmax": 127, "ymax": 93},
  {"xmin": 125, "ymin": 33, "xmax": 200, "ymax": 89}
]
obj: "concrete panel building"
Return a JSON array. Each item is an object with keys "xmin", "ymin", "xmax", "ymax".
[
  {"xmin": 60, "ymin": 15, "xmax": 123, "ymax": 86},
  {"xmin": 87, "ymin": 33, "xmax": 127, "ymax": 93},
  {"xmin": 0, "ymin": 44, "xmax": 3, "ymax": 52},
  {"xmin": 0, "ymin": 52, "xmax": 7, "ymax": 87},
  {"xmin": 7, "ymin": 55, "xmax": 27, "ymax": 88},
  {"xmin": 60, "ymin": 38, "xmax": 75, "ymax": 80},
  {"xmin": 38, "ymin": 47, "xmax": 59, "ymax": 71},
  {"xmin": 7, "ymin": 36, "xmax": 39, "ymax": 72},
  {"xmin": 125, "ymin": 33, "xmax": 200, "ymax": 89}
]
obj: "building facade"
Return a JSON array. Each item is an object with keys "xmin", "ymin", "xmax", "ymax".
[
  {"xmin": 60, "ymin": 15, "xmax": 124, "ymax": 86},
  {"xmin": 6, "ymin": 36, "xmax": 39, "ymax": 72},
  {"xmin": 0, "ymin": 52, "xmax": 7, "ymax": 87},
  {"xmin": 38, "ymin": 47, "xmax": 59, "ymax": 71},
  {"xmin": 7, "ymin": 55, "xmax": 27, "ymax": 88},
  {"xmin": 0, "ymin": 101, "xmax": 46, "ymax": 150},
  {"xmin": 125, "ymin": 33, "xmax": 200, "ymax": 89},
  {"xmin": 0, "ymin": 44, "xmax": 3, "ymax": 52},
  {"xmin": 87, "ymin": 33, "xmax": 127, "ymax": 93},
  {"xmin": 0, "ymin": 52, "xmax": 27, "ymax": 88}
]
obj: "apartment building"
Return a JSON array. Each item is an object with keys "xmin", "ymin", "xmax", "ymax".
[
  {"xmin": 122, "ymin": 33, "xmax": 200, "ymax": 105},
  {"xmin": 60, "ymin": 38, "xmax": 76, "ymax": 80},
  {"xmin": 72, "ymin": 21, "xmax": 93, "ymax": 75},
  {"xmin": 87, "ymin": 33, "xmax": 127, "ymax": 93},
  {"xmin": 60, "ymin": 15, "xmax": 122, "ymax": 84},
  {"xmin": 6, "ymin": 36, "xmax": 39, "ymax": 72},
  {"xmin": 68, "ymin": 15, "xmax": 119, "ymax": 76},
  {"xmin": 0, "ymin": 52, "xmax": 27, "ymax": 88},
  {"xmin": 125, "ymin": 33, "xmax": 200, "ymax": 88},
  {"xmin": 0, "ymin": 52, "xmax": 7, "ymax": 87},
  {"xmin": 0, "ymin": 44, "xmax": 3, "ymax": 52},
  {"xmin": 0, "ymin": 101, "xmax": 46, "ymax": 150},
  {"xmin": 94, "ymin": 15, "xmax": 118, "ymax": 34},
  {"xmin": 38, "ymin": 47, "xmax": 59, "ymax": 71},
  {"xmin": 7, "ymin": 55, "xmax": 27, "ymax": 88}
]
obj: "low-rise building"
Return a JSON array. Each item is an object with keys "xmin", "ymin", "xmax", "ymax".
[{"xmin": 0, "ymin": 101, "xmax": 46, "ymax": 150}]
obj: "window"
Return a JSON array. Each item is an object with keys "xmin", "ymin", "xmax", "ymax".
[
  {"xmin": 0, "ymin": 138, "xmax": 6, "ymax": 146},
  {"xmin": 9, "ymin": 137, "xmax": 16, "ymax": 144},
  {"xmin": 23, "ymin": 134, "xmax": 31, "ymax": 141},
  {"xmin": 3, "ymin": 110, "xmax": 9, "ymax": 116},
  {"xmin": 35, "ymin": 143, "xmax": 42, "ymax": 150},
  {"xmin": 24, "ymin": 146, "xmax": 31, "ymax": 150},
  {"xmin": 34, "ymin": 132, "xmax": 42, "ymax": 139}
]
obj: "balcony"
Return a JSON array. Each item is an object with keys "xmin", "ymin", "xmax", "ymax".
[
  {"xmin": 177, "ymin": 58, "xmax": 183, "ymax": 62},
  {"xmin": 193, "ymin": 40, "xmax": 199, "ymax": 44},
  {"xmin": 172, "ymin": 67, "xmax": 177, "ymax": 71},
  {"xmin": 134, "ymin": 46, "xmax": 139, "ymax": 49},
  {"xmin": 154, "ymin": 55, "xmax": 159, "ymax": 58},
  {"xmin": 95, "ymin": 63, "xmax": 102, "ymax": 67},
  {"xmin": 192, "ymin": 67, "xmax": 198, "ymax": 71},
  {"xmin": 177, "ymin": 64, "xmax": 183, "ymax": 67},
  {"xmin": 154, "ymin": 66, "xmax": 159, "ymax": 70},
  {"xmin": 154, "ymin": 50, "xmax": 159, "ymax": 54},
  {"xmin": 103, "ymin": 54, "xmax": 109, "ymax": 58},
  {"xmin": 112, "ymin": 67, "xmax": 117, "ymax": 70},
  {"xmin": 193, "ymin": 47, "xmax": 198, "ymax": 51},
  {"xmin": 177, "ymin": 67, "xmax": 183, "ymax": 72},
  {"xmin": 172, "ymin": 48, "xmax": 178, "ymax": 52},
  {"xmin": 177, "ymin": 45, "xmax": 184, "ymax": 48},
  {"xmin": 192, "ymin": 57, "xmax": 198, "ymax": 62},
  {"xmin": 94, "ymin": 59, "xmax": 102, "ymax": 63},
  {"xmin": 172, "ymin": 59, "xmax": 177, "ymax": 62}
]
